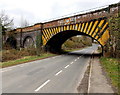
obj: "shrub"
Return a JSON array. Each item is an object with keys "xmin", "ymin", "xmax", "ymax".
[{"xmin": 2, "ymin": 47, "xmax": 42, "ymax": 62}]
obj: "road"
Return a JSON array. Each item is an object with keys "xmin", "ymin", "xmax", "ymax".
[{"xmin": 2, "ymin": 44, "xmax": 99, "ymax": 93}]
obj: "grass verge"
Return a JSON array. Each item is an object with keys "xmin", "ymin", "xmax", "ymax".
[
  {"xmin": 1, "ymin": 47, "xmax": 86, "ymax": 68},
  {"xmin": 100, "ymin": 57, "xmax": 119, "ymax": 94},
  {"xmin": 1, "ymin": 53, "xmax": 56, "ymax": 68}
]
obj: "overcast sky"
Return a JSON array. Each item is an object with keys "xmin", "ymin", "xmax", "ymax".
[{"xmin": 0, "ymin": 0, "xmax": 119, "ymax": 28}]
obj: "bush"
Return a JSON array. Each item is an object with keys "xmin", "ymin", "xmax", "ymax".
[
  {"xmin": 62, "ymin": 36, "xmax": 91, "ymax": 50},
  {"xmin": 2, "ymin": 47, "xmax": 42, "ymax": 62}
]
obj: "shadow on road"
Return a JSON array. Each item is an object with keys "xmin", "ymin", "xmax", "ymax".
[{"xmin": 63, "ymin": 52, "xmax": 102, "ymax": 58}]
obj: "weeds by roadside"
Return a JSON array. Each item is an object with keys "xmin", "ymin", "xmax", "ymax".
[
  {"xmin": 100, "ymin": 57, "xmax": 119, "ymax": 94},
  {"xmin": 2, "ymin": 47, "xmax": 42, "ymax": 62}
]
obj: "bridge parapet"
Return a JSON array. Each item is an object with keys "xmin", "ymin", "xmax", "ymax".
[
  {"xmin": 43, "ymin": 3, "xmax": 119, "ymax": 29},
  {"xmin": 5, "ymin": 3, "xmax": 118, "ymax": 34}
]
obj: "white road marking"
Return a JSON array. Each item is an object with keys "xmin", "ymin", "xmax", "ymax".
[
  {"xmin": 55, "ymin": 70, "xmax": 62, "ymax": 76},
  {"xmin": 2, "ymin": 69, "xmax": 12, "ymax": 72},
  {"xmin": 35, "ymin": 80, "xmax": 50, "ymax": 92},
  {"xmin": 77, "ymin": 57, "xmax": 79, "ymax": 59},
  {"xmin": 70, "ymin": 62, "xmax": 74, "ymax": 64},
  {"xmin": 74, "ymin": 59, "xmax": 77, "ymax": 61},
  {"xmin": 64, "ymin": 65, "xmax": 69, "ymax": 69},
  {"xmin": 88, "ymin": 58, "xmax": 93, "ymax": 93}
]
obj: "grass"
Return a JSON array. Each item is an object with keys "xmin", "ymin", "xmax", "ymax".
[
  {"xmin": 1, "ymin": 53, "xmax": 56, "ymax": 68},
  {"xmin": 100, "ymin": 57, "xmax": 119, "ymax": 94}
]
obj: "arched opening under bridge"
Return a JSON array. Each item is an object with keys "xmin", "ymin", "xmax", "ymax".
[{"xmin": 44, "ymin": 30, "xmax": 103, "ymax": 54}]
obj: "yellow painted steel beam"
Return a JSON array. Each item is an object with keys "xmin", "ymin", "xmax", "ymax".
[
  {"xmin": 96, "ymin": 22, "xmax": 108, "ymax": 39},
  {"xmin": 83, "ymin": 22, "xmax": 88, "ymax": 33},
  {"xmin": 70, "ymin": 25, "xmax": 73, "ymax": 30},
  {"xmin": 64, "ymin": 26, "xmax": 67, "ymax": 31},
  {"xmin": 94, "ymin": 20, "xmax": 105, "ymax": 39},
  {"xmin": 67, "ymin": 25, "xmax": 69, "ymax": 30},
  {"xmin": 56, "ymin": 27, "xmax": 59, "ymax": 33},
  {"xmin": 98, "ymin": 29, "xmax": 109, "ymax": 46},
  {"xmin": 77, "ymin": 23, "xmax": 82, "ymax": 31},
  {"xmin": 89, "ymin": 21, "xmax": 98, "ymax": 36},
  {"xmin": 42, "ymin": 36, "xmax": 47, "ymax": 45},
  {"xmin": 81, "ymin": 23, "xmax": 85, "ymax": 32},
  {"xmin": 86, "ymin": 21, "xmax": 93, "ymax": 34},
  {"xmin": 92, "ymin": 20, "xmax": 104, "ymax": 38},
  {"xmin": 75, "ymin": 24, "xmax": 79, "ymax": 30},
  {"xmin": 42, "ymin": 30, "xmax": 47, "ymax": 40}
]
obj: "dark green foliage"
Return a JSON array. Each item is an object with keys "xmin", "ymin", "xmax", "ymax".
[
  {"xmin": 104, "ymin": 11, "xmax": 120, "ymax": 58},
  {"xmin": 36, "ymin": 31, "xmax": 43, "ymax": 56},
  {"xmin": 62, "ymin": 36, "xmax": 92, "ymax": 51}
]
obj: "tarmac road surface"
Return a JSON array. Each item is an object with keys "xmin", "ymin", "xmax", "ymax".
[{"xmin": 2, "ymin": 44, "xmax": 99, "ymax": 93}]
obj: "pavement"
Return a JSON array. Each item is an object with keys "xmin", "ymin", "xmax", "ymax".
[{"xmin": 89, "ymin": 51, "xmax": 115, "ymax": 93}]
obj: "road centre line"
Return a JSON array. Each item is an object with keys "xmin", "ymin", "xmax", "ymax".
[
  {"xmin": 55, "ymin": 70, "xmax": 62, "ymax": 76},
  {"xmin": 64, "ymin": 65, "xmax": 69, "ymax": 69},
  {"xmin": 70, "ymin": 62, "xmax": 74, "ymax": 64},
  {"xmin": 35, "ymin": 79, "xmax": 50, "ymax": 92},
  {"xmin": 79, "ymin": 55, "xmax": 82, "ymax": 57},
  {"xmin": 74, "ymin": 59, "xmax": 77, "ymax": 61}
]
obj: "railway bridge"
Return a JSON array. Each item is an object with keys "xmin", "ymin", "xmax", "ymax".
[{"xmin": 3, "ymin": 3, "xmax": 119, "ymax": 53}]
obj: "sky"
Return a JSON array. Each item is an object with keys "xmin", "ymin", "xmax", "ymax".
[{"xmin": 0, "ymin": 0, "xmax": 119, "ymax": 28}]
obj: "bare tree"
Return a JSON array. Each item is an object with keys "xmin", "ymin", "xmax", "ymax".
[
  {"xmin": 0, "ymin": 10, "xmax": 14, "ymax": 33},
  {"xmin": 20, "ymin": 16, "xmax": 29, "ymax": 28}
]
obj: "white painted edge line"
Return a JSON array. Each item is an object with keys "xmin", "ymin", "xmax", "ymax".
[
  {"xmin": 70, "ymin": 62, "xmax": 74, "ymax": 64},
  {"xmin": 88, "ymin": 53, "xmax": 94, "ymax": 93},
  {"xmin": 88, "ymin": 61, "xmax": 92, "ymax": 93},
  {"xmin": 64, "ymin": 65, "xmax": 69, "ymax": 69},
  {"xmin": 2, "ymin": 69, "xmax": 12, "ymax": 72},
  {"xmin": 35, "ymin": 80, "xmax": 50, "ymax": 92},
  {"xmin": 55, "ymin": 70, "xmax": 62, "ymax": 76}
]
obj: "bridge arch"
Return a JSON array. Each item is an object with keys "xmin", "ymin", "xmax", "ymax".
[
  {"xmin": 44, "ymin": 30, "xmax": 103, "ymax": 53},
  {"xmin": 42, "ymin": 17, "xmax": 109, "ymax": 52},
  {"xmin": 23, "ymin": 36, "xmax": 34, "ymax": 48},
  {"xmin": 5, "ymin": 36, "xmax": 17, "ymax": 49}
]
